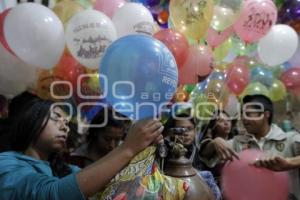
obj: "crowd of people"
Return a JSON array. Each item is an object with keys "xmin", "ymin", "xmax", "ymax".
[{"xmin": 0, "ymin": 91, "xmax": 299, "ymax": 200}]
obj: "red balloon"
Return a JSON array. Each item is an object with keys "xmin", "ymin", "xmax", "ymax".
[
  {"xmin": 226, "ymin": 57, "xmax": 250, "ymax": 95},
  {"xmin": 53, "ymin": 51, "xmax": 86, "ymax": 90},
  {"xmin": 154, "ymin": 29, "xmax": 189, "ymax": 69},
  {"xmin": 179, "ymin": 45, "xmax": 213, "ymax": 85},
  {"xmin": 0, "ymin": 9, "xmax": 14, "ymax": 55},
  {"xmin": 280, "ymin": 67, "xmax": 300, "ymax": 95},
  {"xmin": 222, "ymin": 149, "xmax": 289, "ymax": 200}
]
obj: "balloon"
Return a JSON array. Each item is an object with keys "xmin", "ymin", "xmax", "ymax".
[
  {"xmin": 154, "ymin": 29, "xmax": 189, "ymax": 69},
  {"xmin": 250, "ymin": 66, "xmax": 274, "ymax": 87},
  {"xmin": 112, "ymin": 3, "xmax": 154, "ymax": 37},
  {"xmin": 278, "ymin": 0, "xmax": 300, "ymax": 33},
  {"xmin": 75, "ymin": 0, "xmax": 93, "ymax": 8},
  {"xmin": 240, "ymin": 82, "xmax": 270, "ymax": 99},
  {"xmin": 179, "ymin": 44, "xmax": 213, "ymax": 85},
  {"xmin": 0, "ymin": 9, "xmax": 14, "ymax": 55},
  {"xmin": 52, "ymin": 0, "xmax": 84, "ymax": 25},
  {"xmin": 175, "ymin": 86, "xmax": 189, "ymax": 102},
  {"xmin": 288, "ymin": 37, "xmax": 300, "ymax": 67},
  {"xmin": 231, "ymin": 35, "xmax": 257, "ymax": 56},
  {"xmin": 226, "ymin": 59, "xmax": 250, "ymax": 95},
  {"xmin": 66, "ymin": 9, "xmax": 117, "ymax": 69},
  {"xmin": 4, "ymin": 3, "xmax": 65, "ymax": 69},
  {"xmin": 222, "ymin": 149, "xmax": 289, "ymax": 200},
  {"xmin": 211, "ymin": 0, "xmax": 242, "ymax": 31},
  {"xmin": 183, "ymin": 85, "xmax": 195, "ymax": 95},
  {"xmin": 36, "ymin": 69, "xmax": 68, "ymax": 101},
  {"xmin": 206, "ymin": 26, "xmax": 234, "ymax": 49},
  {"xmin": 100, "ymin": 35, "xmax": 178, "ymax": 120},
  {"xmin": 258, "ymin": 24, "xmax": 299, "ymax": 66},
  {"xmin": 224, "ymin": 94, "xmax": 240, "ymax": 117},
  {"xmin": 157, "ymin": 10, "xmax": 169, "ymax": 26},
  {"xmin": 169, "ymin": 0, "xmax": 214, "ymax": 40},
  {"xmin": 192, "ymin": 93, "xmax": 217, "ymax": 121},
  {"xmin": 52, "ymin": 51, "xmax": 86, "ymax": 89},
  {"xmin": 213, "ymin": 37, "xmax": 232, "ymax": 61},
  {"xmin": 269, "ymin": 79, "xmax": 286, "ymax": 102},
  {"xmin": 234, "ymin": 0, "xmax": 277, "ymax": 43},
  {"xmin": 280, "ymin": 68, "xmax": 300, "ymax": 95},
  {"xmin": 93, "ymin": 0, "xmax": 125, "ymax": 18},
  {"xmin": 205, "ymin": 80, "xmax": 230, "ymax": 106},
  {"xmin": 0, "ymin": 43, "xmax": 36, "ymax": 98},
  {"xmin": 209, "ymin": 71, "xmax": 226, "ymax": 81}
]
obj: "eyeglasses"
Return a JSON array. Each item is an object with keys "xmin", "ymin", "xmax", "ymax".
[
  {"xmin": 50, "ymin": 111, "xmax": 70, "ymax": 125},
  {"xmin": 169, "ymin": 127, "xmax": 194, "ymax": 135}
]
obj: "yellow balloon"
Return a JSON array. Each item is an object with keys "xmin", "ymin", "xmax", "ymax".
[
  {"xmin": 192, "ymin": 93, "xmax": 216, "ymax": 122},
  {"xmin": 170, "ymin": 0, "xmax": 214, "ymax": 40},
  {"xmin": 53, "ymin": 0, "xmax": 84, "ymax": 25},
  {"xmin": 205, "ymin": 80, "xmax": 229, "ymax": 107},
  {"xmin": 213, "ymin": 37, "xmax": 232, "ymax": 61},
  {"xmin": 211, "ymin": 0, "xmax": 242, "ymax": 31},
  {"xmin": 269, "ymin": 80, "xmax": 287, "ymax": 102}
]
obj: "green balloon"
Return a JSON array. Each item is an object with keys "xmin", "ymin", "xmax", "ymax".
[{"xmin": 240, "ymin": 82, "xmax": 270, "ymax": 100}]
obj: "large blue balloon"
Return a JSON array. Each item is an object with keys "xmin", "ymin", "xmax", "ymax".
[{"xmin": 100, "ymin": 35, "xmax": 178, "ymax": 120}]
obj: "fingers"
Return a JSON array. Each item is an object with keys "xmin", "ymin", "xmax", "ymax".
[
  {"xmin": 228, "ymin": 148, "xmax": 240, "ymax": 160},
  {"xmin": 153, "ymin": 134, "xmax": 164, "ymax": 145},
  {"xmin": 146, "ymin": 120, "xmax": 163, "ymax": 133}
]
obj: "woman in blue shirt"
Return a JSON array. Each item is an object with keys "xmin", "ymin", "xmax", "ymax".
[{"xmin": 0, "ymin": 91, "xmax": 164, "ymax": 200}]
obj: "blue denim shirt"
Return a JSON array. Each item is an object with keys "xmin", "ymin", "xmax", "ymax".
[{"xmin": 0, "ymin": 151, "xmax": 85, "ymax": 200}]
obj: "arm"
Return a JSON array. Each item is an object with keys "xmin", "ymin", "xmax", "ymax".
[
  {"xmin": 200, "ymin": 137, "xmax": 239, "ymax": 162},
  {"xmin": 76, "ymin": 119, "xmax": 163, "ymax": 197},
  {"xmin": 253, "ymin": 155, "xmax": 300, "ymax": 171}
]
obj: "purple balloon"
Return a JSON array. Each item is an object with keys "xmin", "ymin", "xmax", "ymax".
[{"xmin": 278, "ymin": 0, "xmax": 300, "ymax": 23}]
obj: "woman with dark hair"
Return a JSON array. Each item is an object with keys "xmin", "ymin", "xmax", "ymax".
[
  {"xmin": 68, "ymin": 107, "xmax": 131, "ymax": 168},
  {"xmin": 202, "ymin": 110, "xmax": 236, "ymax": 141},
  {"xmin": 199, "ymin": 110, "xmax": 236, "ymax": 186},
  {"xmin": 0, "ymin": 91, "xmax": 164, "ymax": 200}
]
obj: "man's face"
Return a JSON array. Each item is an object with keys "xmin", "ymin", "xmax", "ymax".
[
  {"xmin": 174, "ymin": 119, "xmax": 196, "ymax": 146},
  {"xmin": 96, "ymin": 126, "xmax": 124, "ymax": 155},
  {"xmin": 241, "ymin": 104, "xmax": 268, "ymax": 135}
]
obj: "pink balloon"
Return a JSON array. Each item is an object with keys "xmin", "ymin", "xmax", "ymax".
[
  {"xmin": 0, "ymin": 9, "xmax": 14, "ymax": 55},
  {"xmin": 234, "ymin": 0, "xmax": 277, "ymax": 43},
  {"xmin": 206, "ymin": 26, "xmax": 234, "ymax": 49},
  {"xmin": 154, "ymin": 29, "xmax": 189, "ymax": 69},
  {"xmin": 226, "ymin": 57, "xmax": 250, "ymax": 95},
  {"xmin": 93, "ymin": 0, "xmax": 125, "ymax": 18},
  {"xmin": 280, "ymin": 67, "xmax": 300, "ymax": 95},
  {"xmin": 222, "ymin": 149, "xmax": 289, "ymax": 200},
  {"xmin": 179, "ymin": 45, "xmax": 213, "ymax": 85}
]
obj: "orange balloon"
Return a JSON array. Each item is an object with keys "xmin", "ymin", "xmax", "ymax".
[{"xmin": 36, "ymin": 69, "xmax": 70, "ymax": 101}]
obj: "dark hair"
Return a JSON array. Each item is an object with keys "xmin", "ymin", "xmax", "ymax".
[
  {"xmin": 87, "ymin": 107, "xmax": 130, "ymax": 142},
  {"xmin": 202, "ymin": 110, "xmax": 236, "ymax": 140},
  {"xmin": 6, "ymin": 91, "xmax": 72, "ymax": 178},
  {"xmin": 242, "ymin": 94, "xmax": 273, "ymax": 125}
]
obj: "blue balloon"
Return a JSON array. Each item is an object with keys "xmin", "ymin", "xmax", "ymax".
[
  {"xmin": 100, "ymin": 35, "xmax": 178, "ymax": 120},
  {"xmin": 209, "ymin": 71, "xmax": 226, "ymax": 81},
  {"xmin": 251, "ymin": 66, "xmax": 274, "ymax": 87}
]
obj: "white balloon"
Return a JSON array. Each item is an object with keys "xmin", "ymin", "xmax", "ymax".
[
  {"xmin": 66, "ymin": 9, "xmax": 117, "ymax": 69},
  {"xmin": 258, "ymin": 24, "xmax": 299, "ymax": 66},
  {"xmin": 112, "ymin": 2, "xmax": 154, "ymax": 38},
  {"xmin": 0, "ymin": 43, "xmax": 37, "ymax": 97},
  {"xmin": 4, "ymin": 3, "xmax": 65, "ymax": 69}
]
